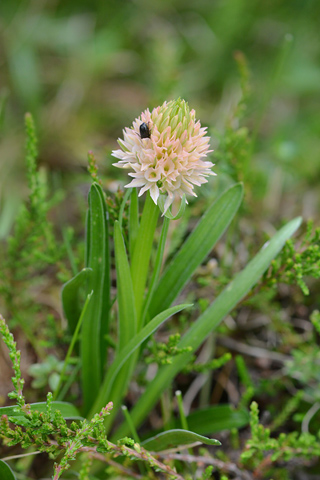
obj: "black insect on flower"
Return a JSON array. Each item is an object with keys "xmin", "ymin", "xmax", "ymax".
[{"xmin": 139, "ymin": 122, "xmax": 151, "ymax": 139}]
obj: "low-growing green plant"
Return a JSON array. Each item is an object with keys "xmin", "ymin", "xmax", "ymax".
[
  {"xmin": 0, "ymin": 99, "xmax": 309, "ymax": 479},
  {"xmin": 241, "ymin": 401, "xmax": 320, "ymax": 479},
  {"xmin": 1, "ymin": 313, "xmax": 213, "ymax": 480}
]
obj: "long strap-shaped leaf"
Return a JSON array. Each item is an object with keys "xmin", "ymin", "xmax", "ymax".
[
  {"xmin": 113, "ymin": 216, "xmax": 302, "ymax": 439},
  {"xmin": 114, "ymin": 220, "xmax": 137, "ymax": 352},
  {"xmin": 88, "ymin": 303, "xmax": 191, "ymax": 419},
  {"xmin": 81, "ymin": 183, "xmax": 110, "ymax": 414},
  {"xmin": 149, "ymin": 183, "xmax": 243, "ymax": 319},
  {"xmin": 96, "ymin": 220, "xmax": 137, "ymax": 428},
  {"xmin": 131, "ymin": 192, "xmax": 159, "ymax": 324}
]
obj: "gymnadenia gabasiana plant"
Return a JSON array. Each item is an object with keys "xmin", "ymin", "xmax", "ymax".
[{"xmin": 1, "ymin": 100, "xmax": 302, "ymax": 478}]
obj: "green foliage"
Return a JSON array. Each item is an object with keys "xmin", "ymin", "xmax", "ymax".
[
  {"xmin": 7, "ymin": 114, "xmax": 60, "ymax": 269},
  {"xmin": 181, "ymin": 405, "xmax": 250, "ymax": 436},
  {"xmin": 284, "ymin": 311, "xmax": 320, "ymax": 403},
  {"xmin": 0, "ymin": 3, "xmax": 319, "ymax": 479},
  {"xmin": 149, "ymin": 184, "xmax": 244, "ymax": 319},
  {"xmin": 0, "ymin": 114, "xmax": 67, "ymax": 353},
  {"xmin": 141, "ymin": 429, "xmax": 221, "ymax": 451},
  {"xmin": 263, "ymin": 220, "xmax": 320, "ymax": 295},
  {"xmin": 117, "ymin": 216, "xmax": 301, "ymax": 439},
  {"xmin": 269, "ymin": 391, "xmax": 303, "ymax": 433},
  {"xmin": 213, "ymin": 53, "xmax": 253, "ymax": 190},
  {"xmin": 146, "ymin": 333, "xmax": 193, "ymax": 366},
  {"xmin": 28, "ymin": 354, "xmax": 69, "ymax": 390},
  {"xmin": 81, "ymin": 182, "xmax": 110, "ymax": 413},
  {"xmin": 87, "ymin": 151, "xmax": 103, "ymax": 187},
  {"xmin": 235, "ymin": 355, "xmax": 255, "ymax": 407},
  {"xmin": 241, "ymin": 401, "xmax": 320, "ymax": 477},
  {"xmin": 0, "ymin": 460, "xmax": 16, "ymax": 480},
  {"xmin": 0, "ymin": 95, "xmax": 317, "ymax": 480},
  {"xmin": 0, "ymin": 314, "xmax": 214, "ymax": 480},
  {"xmin": 183, "ymin": 352, "xmax": 232, "ymax": 374}
]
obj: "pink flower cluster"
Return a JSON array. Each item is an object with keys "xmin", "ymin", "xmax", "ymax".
[{"xmin": 112, "ymin": 99, "xmax": 215, "ymax": 212}]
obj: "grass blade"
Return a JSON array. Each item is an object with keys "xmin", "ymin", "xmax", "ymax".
[
  {"xmin": 113, "ymin": 216, "xmax": 302, "ymax": 438},
  {"xmin": 149, "ymin": 183, "xmax": 243, "ymax": 318}
]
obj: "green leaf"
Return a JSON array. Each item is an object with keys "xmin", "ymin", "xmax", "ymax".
[
  {"xmin": 89, "ymin": 303, "xmax": 191, "ymax": 419},
  {"xmin": 149, "ymin": 183, "xmax": 243, "ymax": 319},
  {"xmin": 131, "ymin": 192, "xmax": 159, "ymax": 323},
  {"xmin": 185, "ymin": 405, "xmax": 249, "ymax": 435},
  {"xmin": 98, "ymin": 220, "xmax": 137, "ymax": 428},
  {"xmin": 129, "ymin": 188, "xmax": 139, "ymax": 259},
  {"xmin": 0, "ymin": 460, "xmax": 16, "ymax": 480},
  {"xmin": 142, "ymin": 429, "xmax": 221, "ymax": 451},
  {"xmin": 118, "ymin": 187, "xmax": 132, "ymax": 230},
  {"xmin": 114, "ymin": 220, "xmax": 137, "ymax": 352},
  {"xmin": 81, "ymin": 183, "xmax": 110, "ymax": 414},
  {"xmin": 0, "ymin": 401, "xmax": 82, "ymax": 420},
  {"xmin": 61, "ymin": 268, "xmax": 92, "ymax": 335},
  {"xmin": 141, "ymin": 216, "xmax": 170, "ymax": 327},
  {"xmin": 113, "ymin": 216, "xmax": 302, "ymax": 439}
]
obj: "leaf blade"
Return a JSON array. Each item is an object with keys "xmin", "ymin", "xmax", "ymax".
[
  {"xmin": 89, "ymin": 303, "xmax": 191, "ymax": 418},
  {"xmin": 0, "ymin": 460, "xmax": 16, "ymax": 480},
  {"xmin": 141, "ymin": 429, "xmax": 221, "ymax": 452},
  {"xmin": 0, "ymin": 401, "xmax": 82, "ymax": 420},
  {"xmin": 131, "ymin": 192, "xmax": 159, "ymax": 323},
  {"xmin": 113, "ymin": 216, "xmax": 302, "ymax": 438},
  {"xmin": 149, "ymin": 183, "xmax": 243, "ymax": 318},
  {"xmin": 185, "ymin": 405, "xmax": 249, "ymax": 435},
  {"xmin": 81, "ymin": 183, "xmax": 110, "ymax": 414},
  {"xmin": 114, "ymin": 220, "xmax": 137, "ymax": 351}
]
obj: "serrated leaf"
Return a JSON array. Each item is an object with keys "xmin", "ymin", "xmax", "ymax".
[{"xmin": 142, "ymin": 429, "xmax": 221, "ymax": 451}]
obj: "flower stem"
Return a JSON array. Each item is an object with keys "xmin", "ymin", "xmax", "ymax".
[
  {"xmin": 130, "ymin": 192, "xmax": 159, "ymax": 326},
  {"xmin": 140, "ymin": 215, "xmax": 170, "ymax": 327}
]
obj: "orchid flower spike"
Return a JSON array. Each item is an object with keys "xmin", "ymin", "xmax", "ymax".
[{"xmin": 112, "ymin": 98, "xmax": 216, "ymax": 213}]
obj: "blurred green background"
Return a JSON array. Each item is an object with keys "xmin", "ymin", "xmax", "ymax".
[{"xmin": 0, "ymin": 0, "xmax": 320, "ymax": 235}]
